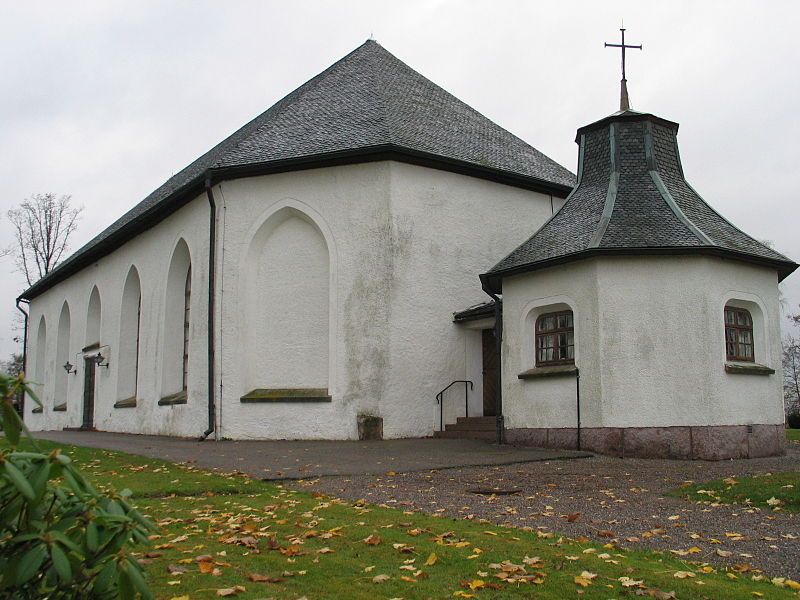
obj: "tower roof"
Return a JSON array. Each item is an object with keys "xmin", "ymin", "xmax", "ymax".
[
  {"xmin": 482, "ymin": 110, "xmax": 797, "ymax": 293},
  {"xmin": 21, "ymin": 40, "xmax": 574, "ymax": 300}
]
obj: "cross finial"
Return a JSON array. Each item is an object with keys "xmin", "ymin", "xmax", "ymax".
[{"xmin": 605, "ymin": 26, "xmax": 642, "ymax": 111}]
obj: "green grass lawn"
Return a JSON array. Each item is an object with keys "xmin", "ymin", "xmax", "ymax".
[
  {"xmin": 787, "ymin": 428, "xmax": 800, "ymax": 442},
  {"xmin": 14, "ymin": 438, "xmax": 259, "ymax": 497},
  {"xmin": 8, "ymin": 437, "xmax": 800, "ymax": 599},
  {"xmin": 672, "ymin": 471, "xmax": 800, "ymax": 514}
]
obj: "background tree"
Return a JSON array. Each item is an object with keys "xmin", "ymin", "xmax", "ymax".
[
  {"xmin": 0, "ymin": 353, "xmax": 23, "ymax": 378},
  {"xmin": 784, "ymin": 335, "xmax": 800, "ymax": 416},
  {"xmin": 7, "ymin": 193, "xmax": 82, "ymax": 286},
  {"xmin": 786, "ymin": 304, "xmax": 800, "ymax": 419}
]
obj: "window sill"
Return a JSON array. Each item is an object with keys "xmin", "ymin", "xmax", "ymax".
[
  {"xmin": 114, "ymin": 397, "xmax": 137, "ymax": 408},
  {"xmin": 32, "ymin": 406, "xmax": 43, "ymax": 414},
  {"xmin": 724, "ymin": 362, "xmax": 775, "ymax": 376},
  {"xmin": 158, "ymin": 391, "xmax": 188, "ymax": 406},
  {"xmin": 53, "ymin": 403, "xmax": 67, "ymax": 412},
  {"xmin": 241, "ymin": 388, "xmax": 332, "ymax": 403},
  {"xmin": 518, "ymin": 365, "xmax": 578, "ymax": 380}
]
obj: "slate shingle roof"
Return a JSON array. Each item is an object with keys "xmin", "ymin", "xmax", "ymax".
[
  {"xmin": 482, "ymin": 110, "xmax": 797, "ymax": 292},
  {"xmin": 453, "ymin": 300, "xmax": 498, "ymax": 323},
  {"xmin": 21, "ymin": 40, "xmax": 574, "ymax": 300}
]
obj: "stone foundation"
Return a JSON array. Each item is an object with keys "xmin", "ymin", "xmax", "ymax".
[{"xmin": 505, "ymin": 424, "xmax": 785, "ymax": 460}]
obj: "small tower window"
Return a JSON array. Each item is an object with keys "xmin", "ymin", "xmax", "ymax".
[
  {"xmin": 725, "ymin": 306, "xmax": 754, "ymax": 362},
  {"xmin": 536, "ymin": 311, "xmax": 574, "ymax": 366}
]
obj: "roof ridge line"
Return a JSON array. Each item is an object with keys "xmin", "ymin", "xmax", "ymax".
[
  {"xmin": 375, "ymin": 47, "xmax": 575, "ymax": 181},
  {"xmin": 212, "ymin": 41, "xmax": 379, "ymax": 169},
  {"xmin": 371, "ymin": 44, "xmax": 397, "ymax": 145},
  {"xmin": 485, "ymin": 146, "xmax": 582, "ymax": 275},
  {"xmin": 673, "ymin": 135, "xmax": 793, "ymax": 262},
  {"xmin": 643, "ymin": 122, "xmax": 714, "ymax": 246},
  {"xmin": 589, "ymin": 124, "xmax": 619, "ymax": 248},
  {"xmin": 682, "ymin": 178, "xmax": 792, "ymax": 260},
  {"xmin": 649, "ymin": 171, "xmax": 713, "ymax": 245}
]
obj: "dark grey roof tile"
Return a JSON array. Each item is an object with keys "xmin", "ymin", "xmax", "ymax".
[{"xmin": 484, "ymin": 111, "xmax": 797, "ymax": 290}]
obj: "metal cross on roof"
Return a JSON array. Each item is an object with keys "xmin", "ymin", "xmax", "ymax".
[{"xmin": 605, "ymin": 27, "xmax": 642, "ymax": 111}]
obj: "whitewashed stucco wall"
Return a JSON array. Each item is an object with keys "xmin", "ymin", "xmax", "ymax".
[
  {"xmin": 24, "ymin": 194, "xmax": 211, "ymax": 437},
  {"xmin": 215, "ymin": 161, "xmax": 558, "ymax": 439},
  {"xmin": 381, "ymin": 162, "xmax": 557, "ymax": 437},
  {"xmin": 502, "ymin": 255, "xmax": 784, "ymax": 431},
  {"xmin": 502, "ymin": 260, "xmax": 599, "ymax": 430},
  {"xmin": 25, "ymin": 160, "xmax": 561, "ymax": 440},
  {"xmin": 595, "ymin": 256, "xmax": 783, "ymax": 427}
]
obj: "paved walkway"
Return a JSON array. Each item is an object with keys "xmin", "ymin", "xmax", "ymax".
[{"xmin": 33, "ymin": 430, "xmax": 591, "ymax": 480}]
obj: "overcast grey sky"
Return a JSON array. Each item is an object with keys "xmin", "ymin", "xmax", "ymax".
[{"xmin": 1, "ymin": 0, "xmax": 798, "ymax": 359}]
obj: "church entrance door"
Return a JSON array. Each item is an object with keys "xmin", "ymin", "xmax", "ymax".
[
  {"xmin": 482, "ymin": 329, "xmax": 497, "ymax": 416},
  {"xmin": 82, "ymin": 356, "xmax": 96, "ymax": 429}
]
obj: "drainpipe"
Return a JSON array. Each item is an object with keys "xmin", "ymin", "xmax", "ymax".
[
  {"xmin": 575, "ymin": 367, "xmax": 581, "ymax": 451},
  {"xmin": 485, "ymin": 290, "xmax": 503, "ymax": 445},
  {"xmin": 200, "ymin": 175, "xmax": 217, "ymax": 440},
  {"xmin": 15, "ymin": 297, "xmax": 29, "ymax": 417}
]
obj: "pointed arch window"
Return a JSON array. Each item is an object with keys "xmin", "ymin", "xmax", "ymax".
[
  {"xmin": 117, "ymin": 268, "xmax": 142, "ymax": 403},
  {"xmin": 32, "ymin": 316, "xmax": 47, "ymax": 411},
  {"xmin": 160, "ymin": 240, "xmax": 191, "ymax": 404},
  {"xmin": 134, "ymin": 293, "xmax": 142, "ymax": 395},
  {"xmin": 182, "ymin": 266, "xmax": 191, "ymax": 391}
]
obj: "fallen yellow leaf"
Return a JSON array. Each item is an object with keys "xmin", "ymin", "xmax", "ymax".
[{"xmin": 425, "ymin": 553, "xmax": 438, "ymax": 566}]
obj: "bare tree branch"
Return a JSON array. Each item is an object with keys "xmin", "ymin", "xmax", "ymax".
[
  {"xmin": 6, "ymin": 193, "xmax": 83, "ymax": 287},
  {"xmin": 785, "ymin": 304, "xmax": 800, "ymax": 416}
]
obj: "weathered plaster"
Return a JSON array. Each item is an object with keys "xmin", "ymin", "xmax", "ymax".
[
  {"xmin": 23, "ymin": 159, "xmax": 568, "ymax": 440},
  {"xmin": 24, "ymin": 193, "xmax": 211, "ymax": 437},
  {"xmin": 501, "ymin": 255, "xmax": 784, "ymax": 451}
]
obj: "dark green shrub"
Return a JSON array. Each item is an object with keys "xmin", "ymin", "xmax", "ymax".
[
  {"xmin": 788, "ymin": 411, "xmax": 800, "ymax": 429},
  {"xmin": 0, "ymin": 374, "xmax": 154, "ymax": 598}
]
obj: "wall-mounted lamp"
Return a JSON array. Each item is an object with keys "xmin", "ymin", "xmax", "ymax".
[
  {"xmin": 63, "ymin": 361, "xmax": 77, "ymax": 375},
  {"xmin": 93, "ymin": 353, "xmax": 109, "ymax": 369}
]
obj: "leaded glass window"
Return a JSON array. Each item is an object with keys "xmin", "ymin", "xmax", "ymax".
[
  {"xmin": 535, "ymin": 311, "xmax": 574, "ymax": 366},
  {"xmin": 725, "ymin": 306, "xmax": 754, "ymax": 362}
]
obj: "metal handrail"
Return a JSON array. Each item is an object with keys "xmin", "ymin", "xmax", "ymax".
[{"xmin": 435, "ymin": 380, "xmax": 473, "ymax": 432}]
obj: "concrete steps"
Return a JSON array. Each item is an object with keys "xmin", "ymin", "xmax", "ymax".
[{"xmin": 434, "ymin": 416, "xmax": 497, "ymax": 440}]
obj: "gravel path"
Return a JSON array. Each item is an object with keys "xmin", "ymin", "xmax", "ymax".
[{"xmin": 296, "ymin": 443, "xmax": 800, "ymax": 579}]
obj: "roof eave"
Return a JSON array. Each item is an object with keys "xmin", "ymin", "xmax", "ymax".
[
  {"xmin": 574, "ymin": 112, "xmax": 680, "ymax": 144},
  {"xmin": 19, "ymin": 146, "xmax": 574, "ymax": 301},
  {"xmin": 213, "ymin": 144, "xmax": 575, "ymax": 197},
  {"xmin": 19, "ymin": 176, "xmax": 208, "ymax": 302},
  {"xmin": 481, "ymin": 246, "xmax": 799, "ymax": 294},
  {"xmin": 452, "ymin": 301, "xmax": 498, "ymax": 323}
]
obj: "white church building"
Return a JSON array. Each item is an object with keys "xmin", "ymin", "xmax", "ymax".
[{"xmin": 20, "ymin": 41, "xmax": 797, "ymax": 459}]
